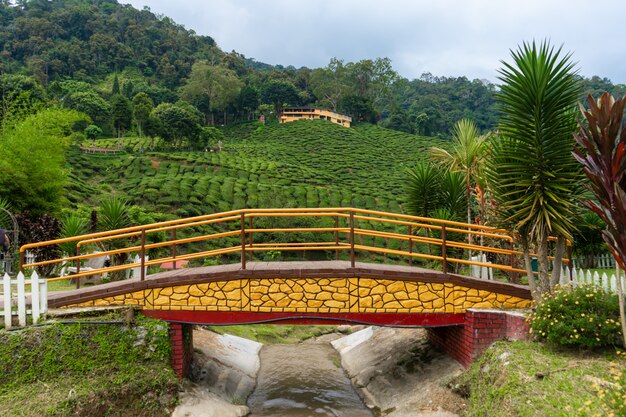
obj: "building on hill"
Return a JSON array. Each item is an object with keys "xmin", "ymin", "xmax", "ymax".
[{"xmin": 280, "ymin": 107, "xmax": 352, "ymax": 128}]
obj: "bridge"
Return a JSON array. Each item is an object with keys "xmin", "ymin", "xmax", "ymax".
[{"xmin": 19, "ymin": 208, "xmax": 548, "ymax": 376}]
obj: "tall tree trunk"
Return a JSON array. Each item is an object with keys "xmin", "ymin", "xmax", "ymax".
[
  {"xmin": 138, "ymin": 123, "xmax": 142, "ymax": 140},
  {"xmin": 537, "ymin": 230, "xmax": 550, "ymax": 295},
  {"xmin": 616, "ymin": 265, "xmax": 626, "ymax": 347},
  {"xmin": 522, "ymin": 236, "xmax": 540, "ymax": 301},
  {"xmin": 466, "ymin": 176, "xmax": 473, "ymax": 262},
  {"xmin": 551, "ymin": 236, "xmax": 566, "ymax": 288}
]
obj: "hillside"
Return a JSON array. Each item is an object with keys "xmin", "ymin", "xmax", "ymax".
[{"xmin": 68, "ymin": 120, "xmax": 445, "ymax": 218}]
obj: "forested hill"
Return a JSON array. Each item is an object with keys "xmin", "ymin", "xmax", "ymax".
[
  {"xmin": 0, "ymin": 0, "xmax": 223, "ymax": 87},
  {"xmin": 2, "ymin": 0, "xmax": 626, "ymax": 138}
]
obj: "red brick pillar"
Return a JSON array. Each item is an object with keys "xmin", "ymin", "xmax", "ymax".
[
  {"xmin": 427, "ymin": 309, "xmax": 529, "ymax": 367},
  {"xmin": 169, "ymin": 322, "xmax": 193, "ymax": 379}
]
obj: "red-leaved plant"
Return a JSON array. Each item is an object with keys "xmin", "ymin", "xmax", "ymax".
[{"xmin": 572, "ymin": 92, "xmax": 626, "ymax": 346}]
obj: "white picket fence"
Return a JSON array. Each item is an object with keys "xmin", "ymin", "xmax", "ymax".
[
  {"xmin": 560, "ymin": 267, "xmax": 625, "ymax": 293},
  {"xmin": 1, "ymin": 271, "xmax": 48, "ymax": 329},
  {"xmin": 572, "ymin": 253, "xmax": 616, "ymax": 269}
]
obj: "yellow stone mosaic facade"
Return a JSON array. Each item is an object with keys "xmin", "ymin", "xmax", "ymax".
[{"xmin": 66, "ymin": 277, "xmax": 532, "ymax": 312}]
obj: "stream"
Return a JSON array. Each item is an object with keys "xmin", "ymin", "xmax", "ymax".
[{"xmin": 247, "ymin": 341, "xmax": 373, "ymax": 417}]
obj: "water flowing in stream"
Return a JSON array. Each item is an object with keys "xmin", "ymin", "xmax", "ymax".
[{"xmin": 248, "ymin": 342, "xmax": 373, "ymax": 417}]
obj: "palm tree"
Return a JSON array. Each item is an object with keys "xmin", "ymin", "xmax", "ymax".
[
  {"xmin": 485, "ymin": 41, "xmax": 582, "ymax": 299},
  {"xmin": 99, "ymin": 196, "xmax": 131, "ymax": 280},
  {"xmin": 429, "ymin": 118, "xmax": 488, "ymax": 259}
]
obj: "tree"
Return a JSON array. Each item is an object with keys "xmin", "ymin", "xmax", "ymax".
[
  {"xmin": 0, "ymin": 109, "xmax": 88, "ymax": 214},
  {"xmin": 98, "ymin": 196, "xmax": 130, "ymax": 281},
  {"xmin": 111, "ymin": 73, "xmax": 120, "ymax": 95},
  {"xmin": 236, "ymin": 85, "xmax": 259, "ymax": 120},
  {"xmin": 0, "ymin": 74, "xmax": 46, "ymax": 127},
  {"xmin": 405, "ymin": 161, "xmax": 465, "ymax": 220},
  {"xmin": 132, "ymin": 92, "xmax": 153, "ymax": 140},
  {"xmin": 572, "ymin": 92, "xmax": 626, "ymax": 347},
  {"xmin": 151, "ymin": 102, "xmax": 201, "ymax": 147},
  {"xmin": 485, "ymin": 41, "xmax": 582, "ymax": 299},
  {"xmin": 84, "ymin": 124, "xmax": 102, "ymax": 144},
  {"xmin": 429, "ymin": 119, "xmax": 488, "ymax": 256},
  {"xmin": 261, "ymin": 80, "xmax": 299, "ymax": 115},
  {"xmin": 310, "ymin": 58, "xmax": 349, "ymax": 111},
  {"xmin": 180, "ymin": 61, "xmax": 242, "ymax": 125},
  {"xmin": 64, "ymin": 91, "xmax": 110, "ymax": 128},
  {"xmin": 110, "ymin": 94, "xmax": 132, "ymax": 146}
]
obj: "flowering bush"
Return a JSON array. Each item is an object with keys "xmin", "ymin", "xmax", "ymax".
[{"xmin": 529, "ymin": 284, "xmax": 622, "ymax": 348}]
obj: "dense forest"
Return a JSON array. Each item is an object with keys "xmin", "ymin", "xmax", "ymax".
[{"xmin": 3, "ymin": 0, "xmax": 625, "ymax": 142}]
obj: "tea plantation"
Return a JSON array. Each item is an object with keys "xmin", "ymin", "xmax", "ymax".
[
  {"xmin": 71, "ymin": 120, "xmax": 445, "ymax": 217},
  {"xmin": 68, "ymin": 120, "xmax": 446, "ymax": 262}
]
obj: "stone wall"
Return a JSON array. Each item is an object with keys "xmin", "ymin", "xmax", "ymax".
[{"xmin": 66, "ymin": 277, "xmax": 532, "ymax": 314}]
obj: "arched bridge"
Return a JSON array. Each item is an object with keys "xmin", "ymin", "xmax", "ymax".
[
  {"xmin": 20, "ymin": 207, "xmax": 541, "ymax": 326},
  {"xmin": 21, "ymin": 208, "xmax": 552, "ymax": 374}
]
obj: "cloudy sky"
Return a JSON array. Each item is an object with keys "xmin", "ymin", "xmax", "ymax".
[{"xmin": 125, "ymin": 0, "xmax": 626, "ymax": 84}]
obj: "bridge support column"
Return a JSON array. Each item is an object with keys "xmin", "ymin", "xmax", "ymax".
[
  {"xmin": 169, "ymin": 322, "xmax": 193, "ymax": 379},
  {"xmin": 427, "ymin": 309, "xmax": 530, "ymax": 367}
]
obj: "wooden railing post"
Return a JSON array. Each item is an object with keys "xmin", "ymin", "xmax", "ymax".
[
  {"xmin": 172, "ymin": 229, "xmax": 177, "ymax": 270},
  {"xmin": 509, "ymin": 240, "xmax": 518, "ymax": 283},
  {"xmin": 349, "ymin": 211, "xmax": 355, "ymax": 268},
  {"xmin": 248, "ymin": 217, "xmax": 253, "ymax": 262},
  {"xmin": 441, "ymin": 224, "xmax": 448, "ymax": 274},
  {"xmin": 75, "ymin": 246, "xmax": 81, "ymax": 289},
  {"xmin": 240, "ymin": 213, "xmax": 246, "ymax": 270},
  {"xmin": 140, "ymin": 229, "xmax": 146, "ymax": 281},
  {"xmin": 408, "ymin": 225, "xmax": 413, "ymax": 266},
  {"xmin": 335, "ymin": 216, "xmax": 339, "ymax": 261}
]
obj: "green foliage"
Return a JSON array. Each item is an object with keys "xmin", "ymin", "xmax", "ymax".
[
  {"xmin": 110, "ymin": 94, "xmax": 132, "ymax": 137},
  {"xmin": 0, "ymin": 74, "xmax": 46, "ymax": 127},
  {"xmin": 0, "ymin": 109, "xmax": 88, "ymax": 214},
  {"xmin": 84, "ymin": 124, "xmax": 102, "ymax": 141},
  {"xmin": 405, "ymin": 161, "xmax": 466, "ymax": 220},
  {"xmin": 132, "ymin": 92, "xmax": 153, "ymax": 139},
  {"xmin": 261, "ymin": 80, "xmax": 299, "ymax": 114},
  {"xmin": 180, "ymin": 61, "xmax": 242, "ymax": 124},
  {"xmin": 529, "ymin": 284, "xmax": 622, "ymax": 348},
  {"xmin": 486, "ymin": 41, "xmax": 583, "ymax": 296},
  {"xmin": 99, "ymin": 196, "xmax": 130, "ymax": 233},
  {"xmin": 0, "ymin": 317, "xmax": 177, "ymax": 417},
  {"xmin": 456, "ymin": 341, "xmax": 621, "ymax": 416},
  {"xmin": 151, "ymin": 102, "xmax": 201, "ymax": 146},
  {"xmin": 490, "ymin": 41, "xmax": 582, "ymax": 240},
  {"xmin": 59, "ymin": 213, "xmax": 89, "ymax": 255},
  {"xmin": 64, "ymin": 91, "xmax": 111, "ymax": 128}
]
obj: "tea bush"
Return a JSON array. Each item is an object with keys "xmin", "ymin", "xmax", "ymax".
[{"xmin": 529, "ymin": 284, "xmax": 622, "ymax": 348}]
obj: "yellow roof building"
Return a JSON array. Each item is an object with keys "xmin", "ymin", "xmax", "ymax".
[{"xmin": 280, "ymin": 107, "xmax": 351, "ymax": 128}]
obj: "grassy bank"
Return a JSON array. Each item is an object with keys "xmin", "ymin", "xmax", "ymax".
[
  {"xmin": 0, "ymin": 316, "xmax": 178, "ymax": 417},
  {"xmin": 455, "ymin": 341, "xmax": 625, "ymax": 417},
  {"xmin": 206, "ymin": 324, "xmax": 339, "ymax": 344}
]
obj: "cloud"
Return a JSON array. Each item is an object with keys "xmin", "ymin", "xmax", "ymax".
[{"xmin": 124, "ymin": 0, "xmax": 626, "ymax": 83}]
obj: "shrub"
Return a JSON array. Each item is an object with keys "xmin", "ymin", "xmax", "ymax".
[{"xmin": 529, "ymin": 284, "xmax": 622, "ymax": 348}]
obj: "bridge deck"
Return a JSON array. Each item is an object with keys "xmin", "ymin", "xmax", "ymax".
[{"xmin": 47, "ymin": 260, "xmax": 531, "ymax": 309}]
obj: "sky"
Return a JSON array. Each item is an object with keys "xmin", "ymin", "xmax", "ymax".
[{"xmin": 125, "ymin": 0, "xmax": 626, "ymax": 84}]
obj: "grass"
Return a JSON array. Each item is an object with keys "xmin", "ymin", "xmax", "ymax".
[
  {"xmin": 206, "ymin": 324, "xmax": 338, "ymax": 344},
  {"xmin": 0, "ymin": 316, "xmax": 178, "ymax": 417},
  {"xmin": 455, "ymin": 340, "xmax": 624, "ymax": 417}
]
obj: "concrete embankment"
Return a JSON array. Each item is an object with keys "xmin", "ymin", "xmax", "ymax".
[
  {"xmin": 172, "ymin": 328, "xmax": 262, "ymax": 417},
  {"xmin": 332, "ymin": 327, "xmax": 465, "ymax": 417}
]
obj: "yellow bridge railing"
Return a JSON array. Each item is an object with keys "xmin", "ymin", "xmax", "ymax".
[{"xmin": 19, "ymin": 208, "xmax": 571, "ymax": 288}]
